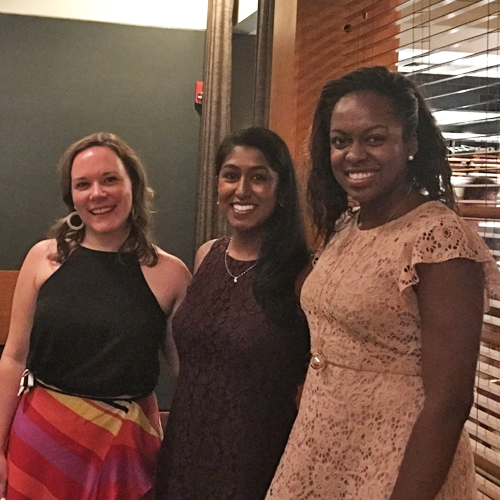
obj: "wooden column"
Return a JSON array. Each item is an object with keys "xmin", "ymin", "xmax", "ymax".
[{"xmin": 268, "ymin": 0, "xmax": 298, "ymax": 153}]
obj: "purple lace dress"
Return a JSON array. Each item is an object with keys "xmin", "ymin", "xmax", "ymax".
[{"xmin": 156, "ymin": 238, "xmax": 310, "ymax": 500}]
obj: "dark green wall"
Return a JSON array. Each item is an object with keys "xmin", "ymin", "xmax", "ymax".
[
  {"xmin": 0, "ymin": 13, "xmax": 205, "ymax": 270},
  {"xmin": 0, "ymin": 13, "xmax": 205, "ymax": 409}
]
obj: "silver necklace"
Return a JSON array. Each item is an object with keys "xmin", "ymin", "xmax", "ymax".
[
  {"xmin": 224, "ymin": 238, "xmax": 258, "ymax": 283},
  {"xmin": 357, "ymin": 184, "xmax": 414, "ymax": 231}
]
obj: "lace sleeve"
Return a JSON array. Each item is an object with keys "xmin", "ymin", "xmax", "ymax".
[{"xmin": 398, "ymin": 212, "xmax": 500, "ymax": 312}]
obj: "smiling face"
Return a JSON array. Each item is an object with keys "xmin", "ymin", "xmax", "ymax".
[
  {"xmin": 330, "ymin": 90, "xmax": 418, "ymax": 216},
  {"xmin": 217, "ymin": 145, "xmax": 279, "ymax": 237},
  {"xmin": 71, "ymin": 146, "xmax": 133, "ymax": 247}
]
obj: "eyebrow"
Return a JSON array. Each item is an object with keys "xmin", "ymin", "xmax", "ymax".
[
  {"xmin": 330, "ymin": 125, "xmax": 389, "ymax": 135},
  {"xmin": 221, "ymin": 164, "xmax": 270, "ymax": 171},
  {"xmin": 72, "ymin": 170, "xmax": 119, "ymax": 181}
]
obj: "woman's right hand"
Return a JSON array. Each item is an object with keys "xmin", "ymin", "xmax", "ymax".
[{"xmin": 0, "ymin": 450, "xmax": 8, "ymax": 499}]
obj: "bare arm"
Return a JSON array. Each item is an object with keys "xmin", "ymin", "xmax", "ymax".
[
  {"xmin": 163, "ymin": 263, "xmax": 191, "ymax": 377},
  {"xmin": 143, "ymin": 251, "xmax": 191, "ymax": 378},
  {"xmin": 0, "ymin": 241, "xmax": 55, "ymax": 497},
  {"xmin": 389, "ymin": 258, "xmax": 483, "ymax": 500}
]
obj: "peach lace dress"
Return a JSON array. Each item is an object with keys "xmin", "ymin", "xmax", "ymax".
[{"xmin": 266, "ymin": 201, "xmax": 500, "ymax": 500}]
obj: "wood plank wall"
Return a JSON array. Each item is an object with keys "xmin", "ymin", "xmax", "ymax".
[
  {"xmin": 269, "ymin": 0, "xmax": 400, "ymax": 242},
  {"xmin": 0, "ymin": 271, "xmax": 19, "ymax": 345},
  {"xmin": 269, "ymin": 0, "xmax": 298, "ymax": 154}
]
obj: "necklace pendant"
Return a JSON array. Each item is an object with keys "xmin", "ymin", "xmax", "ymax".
[{"xmin": 234, "ymin": 277, "xmax": 238, "ymax": 283}]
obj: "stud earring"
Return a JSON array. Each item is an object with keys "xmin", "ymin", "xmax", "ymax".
[
  {"xmin": 66, "ymin": 211, "xmax": 84, "ymax": 230},
  {"xmin": 408, "ymin": 155, "xmax": 414, "ymax": 162}
]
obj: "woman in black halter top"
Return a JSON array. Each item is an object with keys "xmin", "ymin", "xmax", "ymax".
[
  {"xmin": 156, "ymin": 127, "xmax": 311, "ymax": 500},
  {"xmin": 0, "ymin": 132, "xmax": 191, "ymax": 500}
]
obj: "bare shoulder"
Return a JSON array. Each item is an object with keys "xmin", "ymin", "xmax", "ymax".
[
  {"xmin": 21, "ymin": 239, "xmax": 59, "ymax": 288},
  {"xmin": 25, "ymin": 239, "xmax": 56, "ymax": 261},
  {"xmin": 9, "ymin": 239, "xmax": 59, "ymax": 328},
  {"xmin": 194, "ymin": 239, "xmax": 218, "ymax": 274},
  {"xmin": 142, "ymin": 248, "xmax": 191, "ymax": 316},
  {"xmin": 154, "ymin": 247, "xmax": 192, "ymax": 282}
]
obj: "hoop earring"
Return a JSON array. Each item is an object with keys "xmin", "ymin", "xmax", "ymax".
[
  {"xmin": 130, "ymin": 206, "xmax": 138, "ymax": 221},
  {"xmin": 66, "ymin": 211, "xmax": 84, "ymax": 230}
]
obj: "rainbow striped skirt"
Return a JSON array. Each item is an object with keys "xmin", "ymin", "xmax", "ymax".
[{"xmin": 6, "ymin": 386, "xmax": 162, "ymax": 499}]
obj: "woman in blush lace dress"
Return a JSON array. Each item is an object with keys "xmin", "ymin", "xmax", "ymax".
[{"xmin": 266, "ymin": 67, "xmax": 500, "ymax": 500}]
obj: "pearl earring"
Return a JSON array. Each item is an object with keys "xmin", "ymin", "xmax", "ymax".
[{"xmin": 408, "ymin": 155, "xmax": 414, "ymax": 162}]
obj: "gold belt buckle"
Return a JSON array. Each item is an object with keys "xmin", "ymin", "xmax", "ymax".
[{"xmin": 310, "ymin": 351, "xmax": 327, "ymax": 371}]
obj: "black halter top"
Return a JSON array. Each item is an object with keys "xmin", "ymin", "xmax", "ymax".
[{"xmin": 27, "ymin": 246, "xmax": 166, "ymax": 399}]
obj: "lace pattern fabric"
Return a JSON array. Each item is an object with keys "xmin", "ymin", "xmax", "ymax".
[
  {"xmin": 156, "ymin": 238, "xmax": 310, "ymax": 500},
  {"xmin": 266, "ymin": 201, "xmax": 498, "ymax": 500}
]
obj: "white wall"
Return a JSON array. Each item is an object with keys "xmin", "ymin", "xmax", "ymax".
[
  {"xmin": 0, "ymin": 0, "xmax": 208, "ymax": 29},
  {"xmin": 237, "ymin": 0, "xmax": 258, "ymax": 23}
]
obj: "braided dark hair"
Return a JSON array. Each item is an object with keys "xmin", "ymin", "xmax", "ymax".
[{"xmin": 308, "ymin": 66, "xmax": 455, "ymax": 242}]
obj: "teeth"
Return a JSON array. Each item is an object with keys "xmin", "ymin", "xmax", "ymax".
[
  {"xmin": 233, "ymin": 204, "xmax": 255, "ymax": 212},
  {"xmin": 348, "ymin": 172, "xmax": 375, "ymax": 180},
  {"xmin": 91, "ymin": 207, "xmax": 114, "ymax": 214}
]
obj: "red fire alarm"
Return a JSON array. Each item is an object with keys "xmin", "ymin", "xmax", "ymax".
[{"xmin": 195, "ymin": 81, "xmax": 203, "ymax": 105}]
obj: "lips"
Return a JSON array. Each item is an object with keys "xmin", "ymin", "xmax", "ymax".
[
  {"xmin": 232, "ymin": 203, "xmax": 256, "ymax": 214},
  {"xmin": 347, "ymin": 171, "xmax": 376, "ymax": 180},
  {"xmin": 89, "ymin": 205, "xmax": 115, "ymax": 215}
]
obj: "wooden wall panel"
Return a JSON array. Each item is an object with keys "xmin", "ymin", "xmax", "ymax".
[
  {"xmin": 0, "ymin": 271, "xmax": 18, "ymax": 345},
  {"xmin": 295, "ymin": 0, "xmax": 400, "ymax": 161},
  {"xmin": 269, "ymin": 0, "xmax": 400, "ymax": 242},
  {"xmin": 268, "ymin": 0, "xmax": 298, "ymax": 151}
]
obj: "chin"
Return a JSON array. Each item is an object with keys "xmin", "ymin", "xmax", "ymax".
[
  {"xmin": 347, "ymin": 188, "xmax": 377, "ymax": 205},
  {"xmin": 233, "ymin": 222, "xmax": 268, "ymax": 236},
  {"xmin": 229, "ymin": 222, "xmax": 254, "ymax": 233},
  {"xmin": 91, "ymin": 223, "xmax": 128, "ymax": 236}
]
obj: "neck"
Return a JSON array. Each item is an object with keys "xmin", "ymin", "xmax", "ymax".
[
  {"xmin": 228, "ymin": 230, "xmax": 264, "ymax": 261},
  {"xmin": 358, "ymin": 184, "xmax": 424, "ymax": 230},
  {"xmin": 81, "ymin": 228, "xmax": 130, "ymax": 252}
]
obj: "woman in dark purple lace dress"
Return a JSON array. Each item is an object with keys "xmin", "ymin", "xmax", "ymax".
[{"xmin": 156, "ymin": 127, "xmax": 311, "ymax": 500}]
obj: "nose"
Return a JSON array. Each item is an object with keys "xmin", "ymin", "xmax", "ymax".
[
  {"xmin": 89, "ymin": 181, "xmax": 106, "ymax": 199},
  {"xmin": 235, "ymin": 177, "xmax": 250, "ymax": 198},
  {"xmin": 345, "ymin": 141, "xmax": 367, "ymax": 163}
]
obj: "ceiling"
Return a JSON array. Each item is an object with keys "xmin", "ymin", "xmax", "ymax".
[{"xmin": 0, "ymin": 0, "xmax": 209, "ymax": 29}]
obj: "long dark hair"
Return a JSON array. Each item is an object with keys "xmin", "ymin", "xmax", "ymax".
[
  {"xmin": 216, "ymin": 127, "xmax": 310, "ymax": 326},
  {"xmin": 49, "ymin": 132, "xmax": 158, "ymax": 265},
  {"xmin": 308, "ymin": 65, "xmax": 455, "ymax": 243}
]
